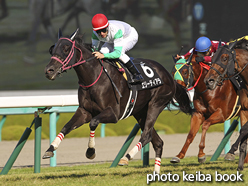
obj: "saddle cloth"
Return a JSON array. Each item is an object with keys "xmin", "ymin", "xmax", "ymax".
[
  {"xmin": 115, "ymin": 58, "xmax": 164, "ymax": 120},
  {"xmin": 117, "ymin": 58, "xmax": 164, "ymax": 90}
]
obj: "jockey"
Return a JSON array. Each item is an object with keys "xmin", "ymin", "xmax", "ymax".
[
  {"xmin": 91, "ymin": 13, "xmax": 144, "ymax": 84},
  {"xmin": 176, "ymin": 36, "xmax": 226, "ymax": 64}
]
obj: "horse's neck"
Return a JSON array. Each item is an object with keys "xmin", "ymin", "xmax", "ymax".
[
  {"xmin": 236, "ymin": 53, "xmax": 248, "ymax": 85},
  {"xmin": 75, "ymin": 48, "xmax": 101, "ymax": 86},
  {"xmin": 192, "ymin": 64, "xmax": 208, "ymax": 93}
]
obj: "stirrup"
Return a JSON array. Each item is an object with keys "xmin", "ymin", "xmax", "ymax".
[{"xmin": 130, "ymin": 74, "xmax": 144, "ymax": 84}]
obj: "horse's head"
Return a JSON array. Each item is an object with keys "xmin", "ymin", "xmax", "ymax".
[
  {"xmin": 204, "ymin": 42, "xmax": 237, "ymax": 90},
  {"xmin": 45, "ymin": 28, "xmax": 80, "ymax": 80},
  {"xmin": 171, "ymin": 53, "xmax": 196, "ymax": 89}
]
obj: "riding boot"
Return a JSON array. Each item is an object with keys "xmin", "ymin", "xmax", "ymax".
[{"xmin": 125, "ymin": 60, "xmax": 144, "ymax": 84}]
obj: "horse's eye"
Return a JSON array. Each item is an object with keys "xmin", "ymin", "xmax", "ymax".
[
  {"xmin": 223, "ymin": 57, "xmax": 228, "ymax": 63},
  {"xmin": 49, "ymin": 45, "xmax": 55, "ymax": 55},
  {"xmin": 63, "ymin": 45, "xmax": 71, "ymax": 53},
  {"xmin": 221, "ymin": 54, "xmax": 229, "ymax": 64},
  {"xmin": 182, "ymin": 69, "xmax": 188, "ymax": 77}
]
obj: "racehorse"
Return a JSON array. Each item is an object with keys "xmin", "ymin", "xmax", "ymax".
[
  {"xmin": 204, "ymin": 39, "xmax": 248, "ymax": 170},
  {"xmin": 43, "ymin": 29, "xmax": 193, "ymax": 173},
  {"xmin": 170, "ymin": 54, "xmax": 241, "ymax": 163}
]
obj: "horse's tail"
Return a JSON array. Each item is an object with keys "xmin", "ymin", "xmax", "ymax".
[{"xmin": 169, "ymin": 82, "xmax": 194, "ymax": 115}]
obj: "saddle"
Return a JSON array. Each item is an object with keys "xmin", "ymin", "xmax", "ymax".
[
  {"xmin": 105, "ymin": 58, "xmax": 164, "ymax": 90},
  {"xmin": 104, "ymin": 58, "xmax": 164, "ymax": 120}
]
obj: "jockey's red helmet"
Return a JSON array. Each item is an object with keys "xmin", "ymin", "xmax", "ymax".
[{"xmin": 92, "ymin": 14, "xmax": 109, "ymax": 31}]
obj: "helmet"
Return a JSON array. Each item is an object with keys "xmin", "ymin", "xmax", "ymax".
[
  {"xmin": 195, "ymin": 36, "xmax": 211, "ymax": 52},
  {"xmin": 92, "ymin": 14, "xmax": 109, "ymax": 31}
]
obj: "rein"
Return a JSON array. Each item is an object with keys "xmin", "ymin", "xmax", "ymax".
[
  {"xmin": 232, "ymin": 61, "xmax": 248, "ymax": 78},
  {"xmin": 187, "ymin": 64, "xmax": 202, "ymax": 91},
  {"xmin": 187, "ymin": 62, "xmax": 210, "ymax": 94},
  {"xmin": 79, "ymin": 65, "xmax": 103, "ymax": 88}
]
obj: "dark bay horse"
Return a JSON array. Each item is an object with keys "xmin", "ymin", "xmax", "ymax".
[
  {"xmin": 43, "ymin": 29, "xmax": 193, "ymax": 173},
  {"xmin": 204, "ymin": 40, "xmax": 248, "ymax": 170},
  {"xmin": 170, "ymin": 55, "xmax": 240, "ymax": 163}
]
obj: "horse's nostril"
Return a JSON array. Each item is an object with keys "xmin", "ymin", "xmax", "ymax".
[
  {"xmin": 208, "ymin": 79, "xmax": 215, "ymax": 86},
  {"xmin": 46, "ymin": 68, "xmax": 54, "ymax": 74}
]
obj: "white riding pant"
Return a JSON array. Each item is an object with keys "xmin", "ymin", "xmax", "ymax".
[{"xmin": 99, "ymin": 27, "xmax": 138, "ymax": 64}]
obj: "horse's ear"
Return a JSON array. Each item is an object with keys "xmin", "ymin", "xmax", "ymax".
[
  {"xmin": 58, "ymin": 28, "xmax": 62, "ymax": 39},
  {"xmin": 70, "ymin": 28, "xmax": 79, "ymax": 40},
  {"xmin": 172, "ymin": 55, "xmax": 177, "ymax": 63},
  {"xmin": 228, "ymin": 40, "xmax": 237, "ymax": 49},
  {"xmin": 218, "ymin": 39, "xmax": 222, "ymax": 49},
  {"xmin": 186, "ymin": 52, "xmax": 193, "ymax": 64}
]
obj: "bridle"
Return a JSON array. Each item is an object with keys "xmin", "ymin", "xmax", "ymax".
[
  {"xmin": 173, "ymin": 61, "xmax": 194, "ymax": 90},
  {"xmin": 173, "ymin": 58, "xmax": 209, "ymax": 93},
  {"xmin": 207, "ymin": 45, "xmax": 248, "ymax": 88},
  {"xmin": 211, "ymin": 46, "xmax": 248, "ymax": 85},
  {"xmin": 51, "ymin": 37, "xmax": 103, "ymax": 88},
  {"xmin": 51, "ymin": 37, "xmax": 96, "ymax": 71},
  {"xmin": 209, "ymin": 46, "xmax": 236, "ymax": 84}
]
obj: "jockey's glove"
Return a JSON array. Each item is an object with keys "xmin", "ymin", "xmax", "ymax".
[{"xmin": 195, "ymin": 56, "xmax": 205, "ymax": 63}]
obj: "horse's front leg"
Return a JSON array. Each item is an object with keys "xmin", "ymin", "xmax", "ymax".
[
  {"xmin": 171, "ymin": 112, "xmax": 203, "ymax": 163},
  {"xmin": 198, "ymin": 110, "xmax": 223, "ymax": 163},
  {"xmin": 238, "ymin": 136, "xmax": 248, "ymax": 171},
  {"xmin": 86, "ymin": 106, "xmax": 118, "ymax": 160},
  {"xmin": 42, "ymin": 107, "xmax": 92, "ymax": 159}
]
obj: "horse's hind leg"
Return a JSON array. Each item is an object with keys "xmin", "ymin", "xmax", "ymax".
[
  {"xmin": 150, "ymin": 128, "xmax": 164, "ymax": 173},
  {"xmin": 42, "ymin": 107, "xmax": 92, "ymax": 159},
  {"xmin": 118, "ymin": 127, "xmax": 163, "ymax": 173},
  {"xmin": 119, "ymin": 105, "xmax": 164, "ymax": 173}
]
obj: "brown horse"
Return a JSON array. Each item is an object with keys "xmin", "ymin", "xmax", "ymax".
[
  {"xmin": 43, "ymin": 29, "xmax": 193, "ymax": 173},
  {"xmin": 170, "ymin": 54, "xmax": 241, "ymax": 163},
  {"xmin": 204, "ymin": 40, "xmax": 248, "ymax": 170}
]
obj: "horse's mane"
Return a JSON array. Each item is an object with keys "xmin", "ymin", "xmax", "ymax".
[
  {"xmin": 74, "ymin": 33, "xmax": 93, "ymax": 52},
  {"xmin": 233, "ymin": 38, "xmax": 248, "ymax": 50}
]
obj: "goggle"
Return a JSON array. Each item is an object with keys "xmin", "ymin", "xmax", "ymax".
[
  {"xmin": 197, "ymin": 48, "xmax": 211, "ymax": 57},
  {"xmin": 96, "ymin": 28, "xmax": 107, "ymax": 34}
]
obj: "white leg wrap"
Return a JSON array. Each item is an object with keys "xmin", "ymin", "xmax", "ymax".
[
  {"xmin": 129, "ymin": 142, "xmax": 142, "ymax": 159},
  {"xmin": 88, "ymin": 131, "xmax": 95, "ymax": 148},
  {"xmin": 121, "ymin": 156, "xmax": 129, "ymax": 162},
  {"xmin": 154, "ymin": 157, "xmax": 161, "ymax": 174},
  {"xmin": 51, "ymin": 133, "xmax": 64, "ymax": 150}
]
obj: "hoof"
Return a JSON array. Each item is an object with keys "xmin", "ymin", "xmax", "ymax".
[
  {"xmin": 224, "ymin": 153, "xmax": 235, "ymax": 161},
  {"xmin": 118, "ymin": 158, "xmax": 129, "ymax": 166},
  {"xmin": 42, "ymin": 151, "xmax": 54, "ymax": 159},
  {"xmin": 237, "ymin": 167, "xmax": 243, "ymax": 171},
  {"xmin": 170, "ymin": 157, "xmax": 180, "ymax": 164},
  {"xmin": 86, "ymin": 148, "xmax": 96, "ymax": 159},
  {"xmin": 198, "ymin": 155, "xmax": 206, "ymax": 163}
]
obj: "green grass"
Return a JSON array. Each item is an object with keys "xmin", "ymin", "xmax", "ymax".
[{"xmin": 0, "ymin": 156, "xmax": 247, "ymax": 186}]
